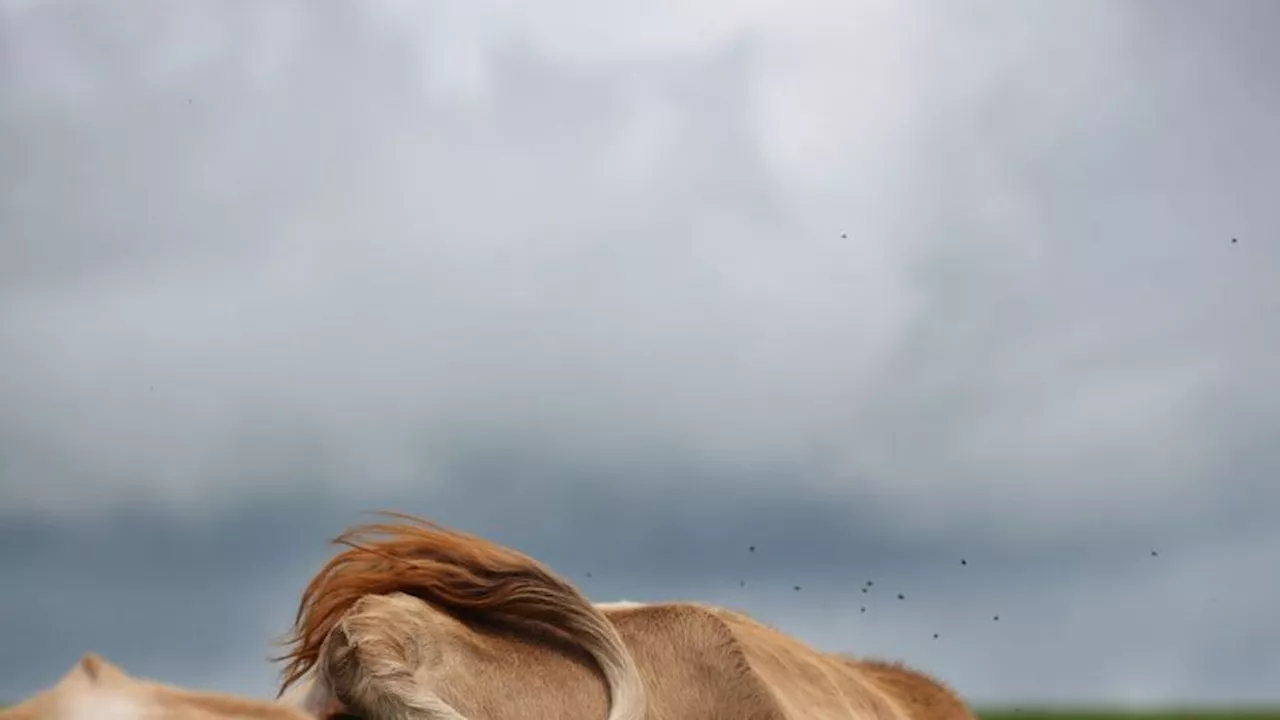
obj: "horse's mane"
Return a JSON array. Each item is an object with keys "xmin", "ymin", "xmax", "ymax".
[{"xmin": 273, "ymin": 511, "xmax": 642, "ymax": 717}]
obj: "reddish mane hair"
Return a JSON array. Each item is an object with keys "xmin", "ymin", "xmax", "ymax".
[{"xmin": 273, "ymin": 511, "xmax": 622, "ymax": 698}]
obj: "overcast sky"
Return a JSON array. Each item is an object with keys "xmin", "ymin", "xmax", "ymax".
[{"xmin": 2, "ymin": 0, "xmax": 1279, "ymax": 708}]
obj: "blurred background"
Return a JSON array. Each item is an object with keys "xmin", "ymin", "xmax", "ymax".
[{"xmin": 2, "ymin": 0, "xmax": 1278, "ymax": 711}]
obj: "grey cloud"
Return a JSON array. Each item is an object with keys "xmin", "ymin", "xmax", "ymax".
[{"xmin": 1, "ymin": 0, "xmax": 1278, "ymax": 706}]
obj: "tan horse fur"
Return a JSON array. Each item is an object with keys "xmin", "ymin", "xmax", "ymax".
[
  {"xmin": 3, "ymin": 652, "xmax": 314, "ymax": 720},
  {"xmin": 276, "ymin": 512, "xmax": 977, "ymax": 720}
]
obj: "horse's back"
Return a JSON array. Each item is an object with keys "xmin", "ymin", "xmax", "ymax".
[{"xmin": 603, "ymin": 602, "xmax": 914, "ymax": 720}]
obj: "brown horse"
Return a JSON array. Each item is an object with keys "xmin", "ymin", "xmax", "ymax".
[
  {"xmin": 3, "ymin": 652, "xmax": 314, "ymax": 720},
  {"xmin": 275, "ymin": 512, "xmax": 976, "ymax": 720}
]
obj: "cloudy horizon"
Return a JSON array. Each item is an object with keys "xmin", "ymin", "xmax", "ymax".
[{"xmin": 2, "ymin": 0, "xmax": 1279, "ymax": 708}]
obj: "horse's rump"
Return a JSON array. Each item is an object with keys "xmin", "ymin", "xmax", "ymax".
[{"xmin": 842, "ymin": 657, "xmax": 977, "ymax": 720}]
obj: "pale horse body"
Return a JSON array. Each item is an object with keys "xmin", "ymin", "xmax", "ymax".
[
  {"xmin": 3, "ymin": 653, "xmax": 314, "ymax": 720},
  {"xmin": 274, "ymin": 513, "xmax": 978, "ymax": 720}
]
